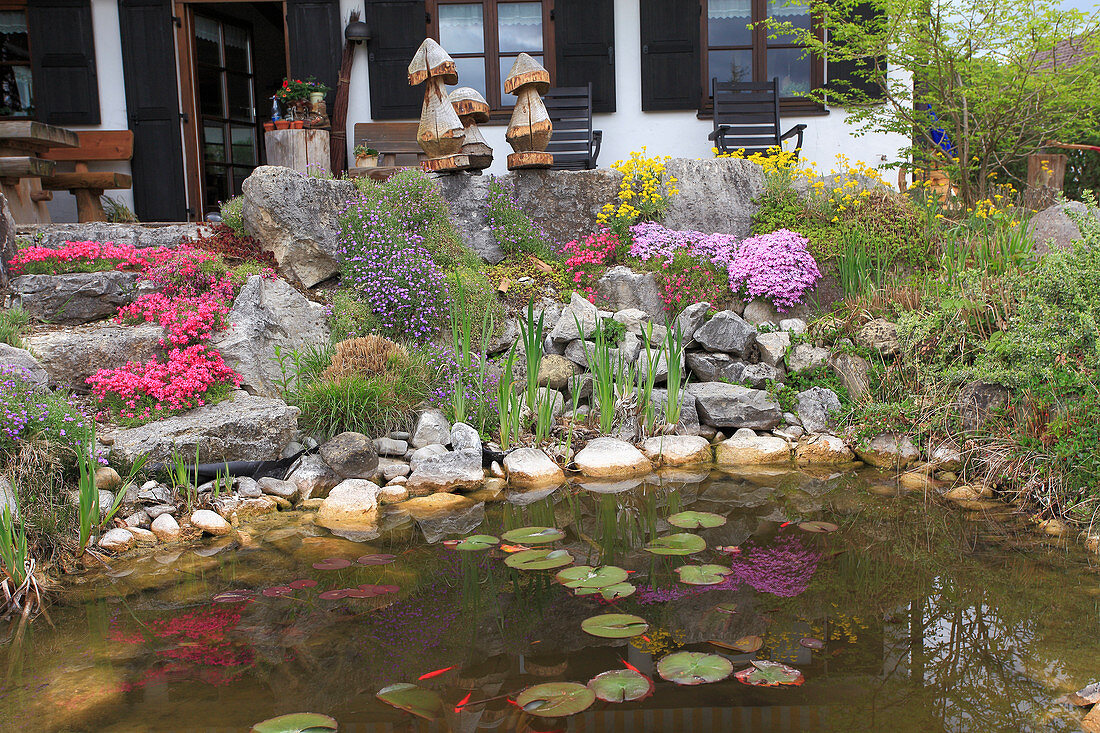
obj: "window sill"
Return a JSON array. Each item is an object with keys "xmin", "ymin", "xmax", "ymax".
[{"xmin": 696, "ymin": 105, "xmax": 830, "ymax": 120}]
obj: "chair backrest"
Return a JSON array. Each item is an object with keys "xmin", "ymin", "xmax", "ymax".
[
  {"xmin": 43, "ymin": 130, "xmax": 134, "ymax": 162},
  {"xmin": 352, "ymin": 122, "xmax": 423, "ymax": 166},
  {"xmin": 545, "ymin": 84, "xmax": 595, "ymax": 170},
  {"xmin": 712, "ymin": 78, "xmax": 782, "ymax": 155}
]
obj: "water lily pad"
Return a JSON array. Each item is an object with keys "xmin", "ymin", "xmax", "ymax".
[
  {"xmin": 667, "ymin": 511, "xmax": 726, "ymax": 529},
  {"xmin": 250, "ymin": 712, "xmax": 338, "ymax": 733},
  {"xmin": 675, "ymin": 564, "xmax": 733, "ymax": 586},
  {"xmin": 317, "ymin": 589, "xmax": 351, "ymax": 600},
  {"xmin": 212, "ymin": 590, "xmax": 254, "ymax": 603},
  {"xmin": 376, "ymin": 682, "xmax": 445, "ymax": 721},
  {"xmin": 455, "ymin": 534, "xmax": 499, "ymax": 551},
  {"xmin": 798, "ymin": 521, "xmax": 838, "ymax": 533},
  {"xmin": 734, "ymin": 660, "xmax": 805, "ymax": 687},
  {"xmin": 515, "ymin": 682, "xmax": 595, "ymax": 717},
  {"xmin": 656, "ymin": 652, "xmax": 734, "ymax": 685},
  {"xmin": 313, "ymin": 558, "xmax": 352, "ymax": 570},
  {"xmin": 713, "ymin": 602, "xmax": 738, "ymax": 614},
  {"xmin": 357, "ymin": 554, "xmax": 397, "ymax": 565},
  {"xmin": 600, "ymin": 582, "xmax": 636, "ymax": 600},
  {"xmin": 587, "ymin": 669, "xmax": 653, "ymax": 703},
  {"xmin": 288, "ymin": 579, "xmax": 318, "ymax": 590},
  {"xmin": 644, "ymin": 533, "xmax": 706, "ymax": 556},
  {"xmin": 581, "ymin": 613, "xmax": 649, "ymax": 639},
  {"xmin": 262, "ymin": 586, "xmax": 295, "ymax": 598},
  {"xmin": 504, "ymin": 548, "xmax": 574, "ymax": 570},
  {"xmin": 799, "ymin": 637, "xmax": 825, "ymax": 650},
  {"xmin": 501, "ymin": 526, "xmax": 565, "ymax": 544},
  {"xmin": 556, "ymin": 565, "xmax": 628, "ymax": 589}
]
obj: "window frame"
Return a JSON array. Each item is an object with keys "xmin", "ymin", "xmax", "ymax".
[
  {"xmin": 699, "ymin": 0, "xmax": 826, "ymax": 116},
  {"xmin": 0, "ymin": 1, "xmax": 33, "ymax": 121},
  {"xmin": 426, "ymin": 0, "xmax": 556, "ymax": 119}
]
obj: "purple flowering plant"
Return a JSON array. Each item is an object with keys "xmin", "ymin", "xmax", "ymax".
[
  {"xmin": 0, "ymin": 363, "xmax": 96, "ymax": 460},
  {"xmin": 485, "ymin": 178, "xmax": 559, "ymax": 261}
]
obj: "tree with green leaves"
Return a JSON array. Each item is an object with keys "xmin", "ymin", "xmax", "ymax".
[{"xmin": 769, "ymin": 0, "xmax": 1100, "ymax": 205}]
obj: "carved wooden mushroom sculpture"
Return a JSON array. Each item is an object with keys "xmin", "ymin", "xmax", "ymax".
[
  {"xmin": 408, "ymin": 38, "xmax": 468, "ymax": 172},
  {"xmin": 449, "ymin": 87, "xmax": 493, "ymax": 171},
  {"xmin": 504, "ymin": 53, "xmax": 553, "ymax": 169}
]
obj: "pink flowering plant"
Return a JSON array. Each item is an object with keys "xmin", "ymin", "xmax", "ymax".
[
  {"xmin": 9, "ymin": 240, "xmax": 166, "ymax": 275},
  {"xmin": 726, "ymin": 229, "xmax": 821, "ymax": 311},
  {"xmin": 561, "ymin": 229, "xmax": 626, "ymax": 302}
]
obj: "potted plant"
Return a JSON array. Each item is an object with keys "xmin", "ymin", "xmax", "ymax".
[
  {"xmin": 274, "ymin": 119, "xmax": 291, "ymax": 130},
  {"xmin": 354, "ymin": 145, "xmax": 379, "ymax": 168}
]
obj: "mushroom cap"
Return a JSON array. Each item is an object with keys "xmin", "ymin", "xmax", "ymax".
[
  {"xmin": 449, "ymin": 87, "xmax": 490, "ymax": 121},
  {"xmin": 408, "ymin": 38, "xmax": 459, "ymax": 86},
  {"xmin": 503, "ymin": 52, "xmax": 550, "ymax": 95}
]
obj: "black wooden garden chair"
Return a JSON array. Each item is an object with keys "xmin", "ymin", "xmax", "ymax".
[
  {"xmin": 708, "ymin": 77, "xmax": 807, "ymax": 158},
  {"xmin": 545, "ymin": 83, "xmax": 603, "ymax": 170}
]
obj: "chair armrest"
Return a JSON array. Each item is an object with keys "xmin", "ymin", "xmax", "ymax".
[
  {"xmin": 780, "ymin": 123, "xmax": 807, "ymax": 153},
  {"xmin": 591, "ymin": 130, "xmax": 603, "ymax": 168},
  {"xmin": 707, "ymin": 125, "xmax": 733, "ymax": 142}
]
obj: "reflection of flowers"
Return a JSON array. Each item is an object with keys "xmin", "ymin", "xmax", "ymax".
[
  {"xmin": 729, "ymin": 533, "xmax": 821, "ymax": 598},
  {"xmin": 630, "ymin": 625, "xmax": 685, "ymax": 656}
]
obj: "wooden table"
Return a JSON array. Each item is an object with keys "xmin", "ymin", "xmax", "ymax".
[{"xmin": 0, "ymin": 121, "xmax": 79, "ymax": 224}]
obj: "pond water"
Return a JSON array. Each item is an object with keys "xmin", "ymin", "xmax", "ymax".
[{"xmin": 2, "ymin": 466, "xmax": 1098, "ymax": 732}]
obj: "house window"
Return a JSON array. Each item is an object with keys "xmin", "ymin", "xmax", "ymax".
[
  {"xmin": 430, "ymin": 0, "xmax": 551, "ymax": 111},
  {"xmin": 0, "ymin": 9, "xmax": 32, "ymax": 117},
  {"xmin": 704, "ymin": 0, "xmax": 819, "ymax": 103}
]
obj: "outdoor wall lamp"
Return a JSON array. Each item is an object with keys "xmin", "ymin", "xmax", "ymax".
[{"xmin": 345, "ymin": 19, "xmax": 372, "ymax": 44}]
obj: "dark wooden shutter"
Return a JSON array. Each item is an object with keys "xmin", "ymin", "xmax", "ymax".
[
  {"xmin": 364, "ymin": 0, "xmax": 425, "ymax": 120},
  {"xmin": 640, "ymin": 0, "xmax": 701, "ymax": 111},
  {"xmin": 826, "ymin": 1, "xmax": 886, "ymax": 102},
  {"xmin": 118, "ymin": 0, "xmax": 187, "ymax": 222},
  {"xmin": 28, "ymin": 0, "xmax": 100, "ymax": 125},
  {"xmin": 286, "ymin": 0, "xmax": 342, "ymax": 106},
  {"xmin": 554, "ymin": 0, "xmax": 616, "ymax": 113}
]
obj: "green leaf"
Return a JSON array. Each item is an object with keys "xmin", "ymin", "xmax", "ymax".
[
  {"xmin": 675, "ymin": 564, "xmax": 733, "ymax": 586},
  {"xmin": 555, "ymin": 565, "xmax": 628, "ymax": 589},
  {"xmin": 501, "ymin": 526, "xmax": 565, "ymax": 544},
  {"xmin": 504, "ymin": 548, "xmax": 574, "ymax": 570},
  {"xmin": 581, "ymin": 613, "xmax": 649, "ymax": 639},
  {"xmin": 734, "ymin": 660, "xmax": 805, "ymax": 687},
  {"xmin": 375, "ymin": 683, "xmax": 445, "ymax": 721},
  {"xmin": 713, "ymin": 602, "xmax": 738, "ymax": 614},
  {"xmin": 587, "ymin": 669, "xmax": 654, "ymax": 703},
  {"xmin": 667, "ymin": 511, "xmax": 727, "ymax": 529},
  {"xmin": 455, "ymin": 534, "xmax": 499, "ymax": 551},
  {"xmin": 250, "ymin": 713, "xmax": 338, "ymax": 733},
  {"xmin": 515, "ymin": 682, "xmax": 596, "ymax": 717},
  {"xmin": 600, "ymin": 582, "xmax": 636, "ymax": 600},
  {"xmin": 798, "ymin": 520, "xmax": 838, "ymax": 533},
  {"xmin": 656, "ymin": 652, "xmax": 734, "ymax": 685},
  {"xmin": 644, "ymin": 533, "xmax": 706, "ymax": 556}
]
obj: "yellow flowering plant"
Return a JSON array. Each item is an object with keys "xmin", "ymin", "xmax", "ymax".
[{"xmin": 597, "ymin": 148, "xmax": 681, "ymax": 239}]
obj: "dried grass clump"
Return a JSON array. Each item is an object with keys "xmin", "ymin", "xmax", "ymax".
[{"xmin": 322, "ymin": 335, "xmax": 407, "ymax": 383}]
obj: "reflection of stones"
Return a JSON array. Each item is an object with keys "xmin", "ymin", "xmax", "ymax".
[
  {"xmin": 700, "ymin": 480, "xmax": 776, "ymax": 508},
  {"xmin": 577, "ymin": 477, "xmax": 646, "ymax": 494},
  {"xmin": 506, "ymin": 486, "xmax": 561, "ymax": 505}
]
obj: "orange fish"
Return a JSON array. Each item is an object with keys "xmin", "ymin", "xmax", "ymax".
[{"xmin": 418, "ymin": 665, "xmax": 455, "ymax": 680}]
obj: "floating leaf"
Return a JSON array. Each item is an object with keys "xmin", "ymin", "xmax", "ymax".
[
  {"xmin": 454, "ymin": 534, "xmax": 500, "ymax": 551},
  {"xmin": 644, "ymin": 533, "xmax": 706, "ymax": 556},
  {"xmin": 799, "ymin": 637, "xmax": 825, "ymax": 650},
  {"xmin": 675, "ymin": 564, "xmax": 733, "ymax": 586},
  {"xmin": 798, "ymin": 521, "xmax": 838, "ymax": 533},
  {"xmin": 667, "ymin": 511, "xmax": 726, "ymax": 529},
  {"xmin": 587, "ymin": 669, "xmax": 654, "ymax": 703},
  {"xmin": 731, "ymin": 635, "xmax": 763, "ymax": 653},
  {"xmin": 357, "ymin": 553, "xmax": 397, "ymax": 565},
  {"xmin": 313, "ymin": 558, "xmax": 352, "ymax": 570},
  {"xmin": 600, "ymin": 583, "xmax": 636, "ymax": 600},
  {"xmin": 713, "ymin": 602, "xmax": 738, "ymax": 615},
  {"xmin": 501, "ymin": 526, "xmax": 565, "ymax": 544},
  {"xmin": 250, "ymin": 712, "xmax": 338, "ymax": 733},
  {"xmin": 376, "ymin": 683, "xmax": 445, "ymax": 721},
  {"xmin": 734, "ymin": 660, "xmax": 805, "ymax": 687},
  {"xmin": 656, "ymin": 652, "xmax": 734, "ymax": 685},
  {"xmin": 262, "ymin": 586, "xmax": 295, "ymax": 598},
  {"xmin": 504, "ymin": 548, "xmax": 574, "ymax": 570},
  {"xmin": 555, "ymin": 565, "xmax": 628, "ymax": 589},
  {"xmin": 344, "ymin": 589, "xmax": 377, "ymax": 599},
  {"xmin": 288, "ymin": 579, "xmax": 318, "ymax": 590},
  {"xmin": 212, "ymin": 590, "xmax": 254, "ymax": 603},
  {"xmin": 317, "ymin": 589, "xmax": 351, "ymax": 600},
  {"xmin": 581, "ymin": 613, "xmax": 649, "ymax": 639},
  {"xmin": 515, "ymin": 682, "xmax": 595, "ymax": 717}
]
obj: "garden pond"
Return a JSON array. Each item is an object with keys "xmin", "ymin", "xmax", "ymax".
[{"xmin": 1, "ymin": 466, "xmax": 1098, "ymax": 732}]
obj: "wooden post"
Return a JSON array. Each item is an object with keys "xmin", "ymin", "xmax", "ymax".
[
  {"xmin": 449, "ymin": 87, "xmax": 493, "ymax": 171},
  {"xmin": 408, "ymin": 39, "xmax": 468, "ymax": 173},
  {"xmin": 1025, "ymin": 153, "xmax": 1067, "ymax": 210},
  {"xmin": 263, "ymin": 129, "xmax": 331, "ymax": 175},
  {"xmin": 504, "ymin": 54, "xmax": 553, "ymax": 170}
]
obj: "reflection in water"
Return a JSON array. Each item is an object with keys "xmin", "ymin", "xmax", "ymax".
[{"xmin": 1, "ymin": 468, "xmax": 1098, "ymax": 732}]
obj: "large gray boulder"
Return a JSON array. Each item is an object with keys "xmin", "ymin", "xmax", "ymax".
[
  {"xmin": 17, "ymin": 222, "xmax": 203, "ymax": 250},
  {"xmin": 506, "ymin": 168, "xmax": 621, "ymax": 246},
  {"xmin": 828, "ymin": 352, "xmax": 871, "ymax": 402},
  {"xmin": 406, "ymin": 449, "xmax": 484, "ymax": 494},
  {"xmin": 12, "ymin": 271, "xmax": 145, "ymax": 324},
  {"xmin": 0, "ymin": 343, "xmax": 48, "ymax": 386},
  {"xmin": 0, "ymin": 191, "xmax": 14, "ymax": 288},
  {"xmin": 210, "ymin": 275, "xmax": 329, "ymax": 397},
  {"xmin": 241, "ymin": 165, "xmax": 357, "ymax": 288},
  {"xmin": 693, "ymin": 310, "xmax": 757, "ymax": 356},
  {"xmin": 796, "ymin": 387, "xmax": 842, "ymax": 434},
  {"xmin": 103, "ymin": 391, "xmax": 299, "ymax": 465},
  {"xmin": 549, "ymin": 292, "xmax": 600, "ymax": 345},
  {"xmin": 433, "ymin": 176, "xmax": 506, "ymax": 264},
  {"xmin": 675, "ymin": 302, "xmax": 711, "ymax": 346},
  {"xmin": 24, "ymin": 323, "xmax": 163, "ymax": 391},
  {"xmin": 319, "ymin": 431, "xmax": 379, "ymax": 479},
  {"xmin": 650, "ymin": 388, "xmax": 703, "ymax": 436},
  {"xmin": 954, "ymin": 381, "xmax": 1011, "ymax": 433},
  {"xmin": 686, "ymin": 351, "xmax": 746, "ymax": 383},
  {"xmin": 596, "ymin": 267, "xmax": 666, "ymax": 323},
  {"xmin": 662, "ymin": 158, "xmax": 765, "ymax": 238},
  {"xmin": 1027, "ymin": 200, "xmax": 1100, "ymax": 253},
  {"xmin": 685, "ymin": 382, "xmax": 783, "ymax": 429}
]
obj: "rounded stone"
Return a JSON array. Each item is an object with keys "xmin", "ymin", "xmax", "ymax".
[
  {"xmin": 317, "ymin": 479, "xmax": 381, "ymax": 529},
  {"xmin": 640, "ymin": 436, "xmax": 713, "ymax": 466},
  {"xmin": 190, "ymin": 509, "xmax": 232, "ymax": 536},
  {"xmin": 537, "ymin": 354, "xmax": 579, "ymax": 390},
  {"xmin": 715, "ymin": 434, "xmax": 792, "ymax": 465},
  {"xmin": 503, "ymin": 447, "xmax": 566, "ymax": 488},
  {"xmin": 319, "ymin": 431, "xmax": 380, "ymax": 479},
  {"xmin": 795, "ymin": 435, "xmax": 855, "ymax": 464},
  {"xmin": 151, "ymin": 513, "xmax": 181, "ymax": 542},
  {"xmin": 574, "ymin": 437, "xmax": 652, "ymax": 478},
  {"xmin": 94, "ymin": 467, "xmax": 122, "ymax": 491},
  {"xmin": 97, "ymin": 528, "xmax": 135, "ymax": 552}
]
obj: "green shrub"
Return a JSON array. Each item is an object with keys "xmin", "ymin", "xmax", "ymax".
[
  {"xmin": 0, "ymin": 306, "xmax": 29, "ymax": 347},
  {"xmin": 329, "ymin": 291, "xmax": 380, "ymax": 342},
  {"xmin": 220, "ymin": 195, "xmax": 246, "ymax": 236},
  {"xmin": 486, "ymin": 178, "xmax": 559, "ymax": 260},
  {"xmin": 445, "ymin": 267, "xmax": 507, "ymax": 346}
]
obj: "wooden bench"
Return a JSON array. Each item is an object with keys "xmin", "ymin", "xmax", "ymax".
[
  {"xmin": 350, "ymin": 122, "xmax": 423, "ymax": 180},
  {"xmin": 42, "ymin": 130, "xmax": 133, "ymax": 222}
]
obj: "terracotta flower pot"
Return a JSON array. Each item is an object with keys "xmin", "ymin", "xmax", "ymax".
[
  {"xmin": 290, "ymin": 121, "xmax": 304, "ymax": 129},
  {"xmin": 274, "ymin": 120, "xmax": 291, "ymax": 130},
  {"xmin": 263, "ymin": 121, "xmax": 275, "ymax": 132}
]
